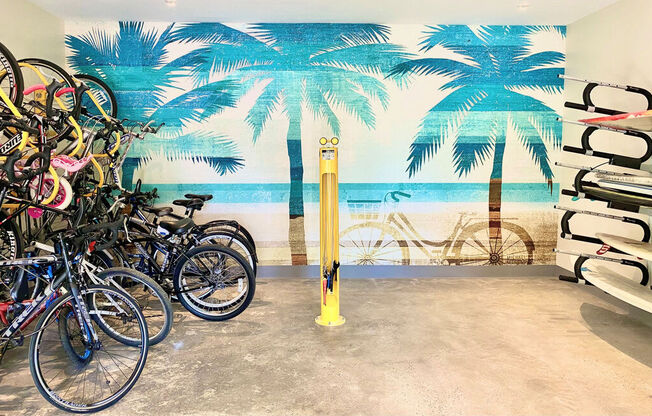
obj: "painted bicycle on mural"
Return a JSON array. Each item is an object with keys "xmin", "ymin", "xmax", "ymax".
[{"xmin": 339, "ymin": 191, "xmax": 535, "ymax": 266}]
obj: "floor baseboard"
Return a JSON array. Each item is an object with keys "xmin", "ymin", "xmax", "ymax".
[{"xmin": 257, "ymin": 265, "xmax": 565, "ymax": 278}]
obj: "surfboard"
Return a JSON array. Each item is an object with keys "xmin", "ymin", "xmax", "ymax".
[
  {"xmin": 596, "ymin": 179, "xmax": 652, "ymax": 196},
  {"xmin": 581, "ymin": 110, "xmax": 652, "ymax": 132},
  {"xmin": 582, "ymin": 184, "xmax": 652, "ymax": 207},
  {"xmin": 582, "ymin": 265, "xmax": 652, "ymax": 314},
  {"xmin": 594, "ymin": 172, "xmax": 652, "ymax": 186},
  {"xmin": 596, "ymin": 233, "xmax": 652, "ymax": 261}
]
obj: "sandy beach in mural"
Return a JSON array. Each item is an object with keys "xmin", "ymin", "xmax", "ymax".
[{"xmin": 180, "ymin": 200, "xmax": 558, "ymax": 266}]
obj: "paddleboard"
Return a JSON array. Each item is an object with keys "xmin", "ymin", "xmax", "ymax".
[
  {"xmin": 596, "ymin": 179, "xmax": 652, "ymax": 196},
  {"xmin": 582, "ymin": 184, "xmax": 652, "ymax": 207},
  {"xmin": 596, "ymin": 233, "xmax": 652, "ymax": 261},
  {"xmin": 581, "ymin": 110, "xmax": 652, "ymax": 132},
  {"xmin": 582, "ymin": 265, "xmax": 652, "ymax": 314}
]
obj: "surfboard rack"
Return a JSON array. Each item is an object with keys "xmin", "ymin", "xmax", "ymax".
[
  {"xmin": 560, "ymin": 75, "xmax": 652, "ymax": 117},
  {"xmin": 554, "ymin": 248, "xmax": 649, "ymax": 286},
  {"xmin": 557, "ymin": 75, "xmax": 652, "ymax": 313},
  {"xmin": 558, "ymin": 118, "xmax": 652, "ymax": 169},
  {"xmin": 554, "ymin": 205, "xmax": 650, "ymax": 257}
]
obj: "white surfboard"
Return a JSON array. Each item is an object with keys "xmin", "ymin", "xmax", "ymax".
[
  {"xmin": 595, "ymin": 171, "xmax": 652, "ymax": 184},
  {"xmin": 597, "ymin": 233, "xmax": 652, "ymax": 261},
  {"xmin": 596, "ymin": 179, "xmax": 652, "ymax": 196},
  {"xmin": 582, "ymin": 265, "xmax": 652, "ymax": 314}
]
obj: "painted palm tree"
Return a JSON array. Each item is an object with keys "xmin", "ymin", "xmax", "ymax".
[
  {"xmin": 65, "ymin": 21, "xmax": 244, "ymax": 181},
  {"xmin": 389, "ymin": 25, "xmax": 565, "ymax": 259},
  {"xmin": 172, "ymin": 23, "xmax": 410, "ymax": 264}
]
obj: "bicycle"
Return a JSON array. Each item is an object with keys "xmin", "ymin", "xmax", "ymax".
[
  {"xmin": 340, "ymin": 191, "xmax": 535, "ymax": 265},
  {"xmin": 0, "ymin": 223, "xmax": 149, "ymax": 413},
  {"xmin": 101, "ymin": 189, "xmax": 256, "ymax": 321}
]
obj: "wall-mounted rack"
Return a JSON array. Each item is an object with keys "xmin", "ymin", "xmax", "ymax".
[{"xmin": 556, "ymin": 75, "xmax": 652, "ymax": 313}]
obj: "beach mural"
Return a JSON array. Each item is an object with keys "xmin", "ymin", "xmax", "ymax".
[{"xmin": 65, "ymin": 22, "xmax": 566, "ymax": 266}]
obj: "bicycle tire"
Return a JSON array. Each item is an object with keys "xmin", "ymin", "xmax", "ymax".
[
  {"xmin": 74, "ymin": 73, "xmax": 118, "ymax": 118},
  {"xmin": 449, "ymin": 221, "xmax": 535, "ymax": 265},
  {"xmin": 0, "ymin": 210, "xmax": 24, "ymax": 299},
  {"xmin": 194, "ymin": 229, "xmax": 257, "ymax": 276},
  {"xmin": 173, "ymin": 244, "xmax": 255, "ymax": 321},
  {"xmin": 91, "ymin": 264, "xmax": 173, "ymax": 346},
  {"xmin": 0, "ymin": 42, "xmax": 23, "ymax": 111},
  {"xmin": 18, "ymin": 58, "xmax": 80, "ymax": 139},
  {"xmin": 29, "ymin": 284, "xmax": 148, "ymax": 413},
  {"xmin": 58, "ymin": 304, "xmax": 94, "ymax": 366}
]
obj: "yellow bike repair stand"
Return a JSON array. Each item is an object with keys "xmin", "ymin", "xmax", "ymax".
[{"xmin": 316, "ymin": 137, "xmax": 345, "ymax": 327}]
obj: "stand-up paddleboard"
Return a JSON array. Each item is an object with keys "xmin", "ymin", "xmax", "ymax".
[
  {"xmin": 597, "ymin": 233, "xmax": 652, "ymax": 261},
  {"xmin": 581, "ymin": 110, "xmax": 652, "ymax": 132},
  {"xmin": 596, "ymin": 179, "xmax": 652, "ymax": 196},
  {"xmin": 581, "ymin": 265, "xmax": 652, "ymax": 314},
  {"xmin": 582, "ymin": 184, "xmax": 652, "ymax": 207}
]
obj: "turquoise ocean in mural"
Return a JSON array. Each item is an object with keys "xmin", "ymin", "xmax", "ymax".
[{"xmin": 141, "ymin": 183, "xmax": 559, "ymax": 204}]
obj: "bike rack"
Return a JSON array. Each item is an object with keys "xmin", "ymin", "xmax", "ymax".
[
  {"xmin": 557, "ymin": 75, "xmax": 652, "ymax": 287},
  {"xmin": 316, "ymin": 136, "xmax": 345, "ymax": 327}
]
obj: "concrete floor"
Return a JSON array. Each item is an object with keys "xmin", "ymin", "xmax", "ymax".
[{"xmin": 1, "ymin": 276, "xmax": 652, "ymax": 416}]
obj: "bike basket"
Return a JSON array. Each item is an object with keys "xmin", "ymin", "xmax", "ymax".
[{"xmin": 346, "ymin": 199, "xmax": 382, "ymax": 221}]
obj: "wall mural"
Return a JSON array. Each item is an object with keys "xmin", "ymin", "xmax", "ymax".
[{"xmin": 65, "ymin": 22, "xmax": 566, "ymax": 266}]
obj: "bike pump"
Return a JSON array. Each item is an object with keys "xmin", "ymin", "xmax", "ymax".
[{"xmin": 316, "ymin": 137, "xmax": 345, "ymax": 327}]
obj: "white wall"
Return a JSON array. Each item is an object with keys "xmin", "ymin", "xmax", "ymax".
[
  {"xmin": 0, "ymin": 0, "xmax": 64, "ymax": 63},
  {"xmin": 557, "ymin": 0, "xmax": 652, "ymax": 279}
]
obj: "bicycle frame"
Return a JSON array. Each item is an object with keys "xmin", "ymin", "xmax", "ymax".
[{"xmin": 0, "ymin": 237, "xmax": 102, "ymax": 357}]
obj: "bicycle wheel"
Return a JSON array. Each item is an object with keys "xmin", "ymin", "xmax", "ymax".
[
  {"xmin": 29, "ymin": 285, "xmax": 148, "ymax": 413},
  {"xmin": 18, "ymin": 58, "xmax": 79, "ymax": 140},
  {"xmin": 0, "ymin": 211, "xmax": 23, "ymax": 297},
  {"xmin": 0, "ymin": 42, "xmax": 23, "ymax": 111},
  {"xmin": 195, "ymin": 230, "xmax": 257, "ymax": 276},
  {"xmin": 173, "ymin": 244, "xmax": 255, "ymax": 321},
  {"xmin": 90, "ymin": 261, "xmax": 173, "ymax": 346},
  {"xmin": 202, "ymin": 221, "xmax": 257, "ymax": 253},
  {"xmin": 339, "ymin": 222, "xmax": 410, "ymax": 265},
  {"xmin": 449, "ymin": 221, "xmax": 535, "ymax": 265},
  {"xmin": 74, "ymin": 74, "xmax": 118, "ymax": 119}
]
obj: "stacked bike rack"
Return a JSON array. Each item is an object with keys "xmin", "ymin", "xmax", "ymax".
[{"xmin": 555, "ymin": 75, "xmax": 652, "ymax": 312}]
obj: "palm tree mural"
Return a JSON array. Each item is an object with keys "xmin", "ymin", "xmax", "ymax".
[
  {"xmin": 389, "ymin": 25, "xmax": 565, "ymax": 258},
  {"xmin": 65, "ymin": 21, "xmax": 244, "ymax": 183},
  {"xmin": 171, "ymin": 23, "xmax": 410, "ymax": 264}
]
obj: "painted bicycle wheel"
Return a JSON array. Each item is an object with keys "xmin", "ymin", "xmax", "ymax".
[
  {"xmin": 448, "ymin": 221, "xmax": 535, "ymax": 265},
  {"xmin": 339, "ymin": 222, "xmax": 410, "ymax": 265}
]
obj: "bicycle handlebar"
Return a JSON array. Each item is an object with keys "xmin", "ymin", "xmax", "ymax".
[
  {"xmin": 385, "ymin": 191, "xmax": 412, "ymax": 202},
  {"xmin": 77, "ymin": 216, "xmax": 125, "ymax": 251},
  {"xmin": 0, "ymin": 147, "xmax": 51, "ymax": 186}
]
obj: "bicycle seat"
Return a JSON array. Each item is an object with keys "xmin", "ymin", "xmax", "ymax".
[
  {"xmin": 184, "ymin": 193, "xmax": 213, "ymax": 202},
  {"xmin": 159, "ymin": 217, "xmax": 195, "ymax": 235},
  {"xmin": 142, "ymin": 205, "xmax": 173, "ymax": 217},
  {"xmin": 173, "ymin": 198, "xmax": 204, "ymax": 210}
]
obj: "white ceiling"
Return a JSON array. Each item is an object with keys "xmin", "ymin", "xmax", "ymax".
[{"xmin": 29, "ymin": 0, "xmax": 619, "ymax": 24}]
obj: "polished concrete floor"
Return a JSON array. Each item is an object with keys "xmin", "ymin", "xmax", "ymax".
[{"xmin": 2, "ymin": 276, "xmax": 652, "ymax": 416}]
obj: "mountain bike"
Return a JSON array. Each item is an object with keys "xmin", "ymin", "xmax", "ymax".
[{"xmin": 340, "ymin": 191, "xmax": 535, "ymax": 265}]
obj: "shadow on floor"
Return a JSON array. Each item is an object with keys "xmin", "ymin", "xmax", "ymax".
[{"xmin": 580, "ymin": 302, "xmax": 652, "ymax": 369}]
